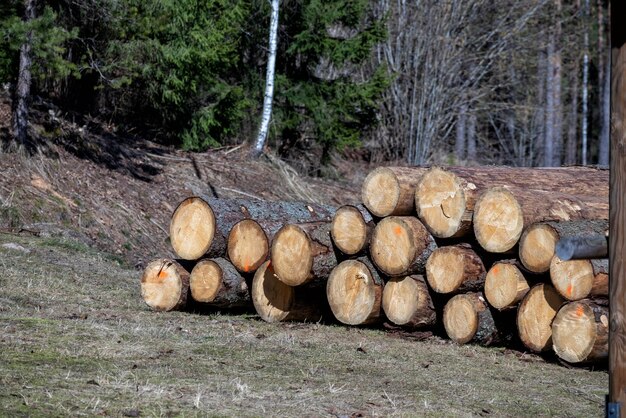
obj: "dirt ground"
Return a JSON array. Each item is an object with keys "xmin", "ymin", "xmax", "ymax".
[{"xmin": 0, "ymin": 103, "xmax": 609, "ymax": 416}]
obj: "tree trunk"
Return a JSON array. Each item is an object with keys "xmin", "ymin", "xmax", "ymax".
[
  {"xmin": 425, "ymin": 244, "xmax": 486, "ymax": 294},
  {"xmin": 550, "ymin": 257, "xmax": 608, "ymax": 300},
  {"xmin": 517, "ymin": 283, "xmax": 565, "ymax": 352},
  {"xmin": 251, "ymin": 261, "xmax": 328, "ymax": 323},
  {"xmin": 252, "ymin": 0, "xmax": 279, "ymax": 156},
  {"xmin": 382, "ymin": 274, "xmax": 436, "ymax": 329},
  {"xmin": 414, "ymin": 166, "xmax": 608, "ymax": 239},
  {"xmin": 455, "ymin": 102, "xmax": 467, "ymax": 161},
  {"xmin": 169, "ymin": 196, "xmax": 334, "ymax": 263},
  {"xmin": 330, "ymin": 204, "xmax": 375, "ymax": 256},
  {"xmin": 361, "ymin": 166, "xmax": 430, "ymax": 217},
  {"xmin": 189, "ymin": 258, "xmax": 250, "ymax": 309},
  {"xmin": 270, "ymin": 222, "xmax": 336, "ymax": 286},
  {"xmin": 552, "ymin": 0, "xmax": 563, "ymax": 166},
  {"xmin": 519, "ymin": 219, "xmax": 608, "ymax": 273},
  {"xmin": 141, "ymin": 259, "xmax": 190, "ymax": 312},
  {"xmin": 11, "ymin": 0, "xmax": 35, "ymax": 150},
  {"xmin": 599, "ymin": 54, "xmax": 610, "ymax": 165},
  {"xmin": 552, "ymin": 299, "xmax": 608, "ymax": 363},
  {"xmin": 565, "ymin": 65, "xmax": 579, "ymax": 165},
  {"xmin": 544, "ymin": 37, "xmax": 556, "ymax": 166},
  {"xmin": 467, "ymin": 113, "xmax": 477, "ymax": 161},
  {"xmin": 484, "ymin": 260, "xmax": 530, "ymax": 311},
  {"xmin": 473, "ymin": 186, "xmax": 608, "ymax": 253},
  {"xmin": 369, "ymin": 216, "xmax": 436, "ymax": 277},
  {"xmin": 582, "ymin": 0, "xmax": 590, "ymax": 165},
  {"xmin": 326, "ymin": 257, "xmax": 384, "ymax": 325},
  {"xmin": 443, "ymin": 292, "xmax": 509, "ymax": 346}
]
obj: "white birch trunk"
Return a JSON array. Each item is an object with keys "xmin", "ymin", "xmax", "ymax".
[{"xmin": 253, "ymin": 0, "xmax": 280, "ymax": 156}]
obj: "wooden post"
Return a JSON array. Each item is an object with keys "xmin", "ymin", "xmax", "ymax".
[{"xmin": 609, "ymin": 2, "xmax": 626, "ymax": 416}]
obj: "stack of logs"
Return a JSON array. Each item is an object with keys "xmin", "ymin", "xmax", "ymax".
[{"xmin": 141, "ymin": 165, "xmax": 609, "ymax": 366}]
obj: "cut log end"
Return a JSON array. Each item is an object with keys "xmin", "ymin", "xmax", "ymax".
[
  {"xmin": 327, "ymin": 260, "xmax": 382, "ymax": 325},
  {"xmin": 552, "ymin": 301, "xmax": 609, "ymax": 363},
  {"xmin": 425, "ymin": 245, "xmax": 484, "ymax": 294},
  {"xmin": 361, "ymin": 167, "xmax": 401, "ymax": 217},
  {"xmin": 484, "ymin": 262, "xmax": 529, "ymax": 310},
  {"xmin": 550, "ymin": 256, "xmax": 595, "ymax": 300},
  {"xmin": 473, "ymin": 187, "xmax": 524, "ymax": 253},
  {"xmin": 170, "ymin": 197, "xmax": 215, "ymax": 260},
  {"xmin": 141, "ymin": 259, "xmax": 189, "ymax": 311},
  {"xmin": 519, "ymin": 224, "xmax": 559, "ymax": 273},
  {"xmin": 251, "ymin": 261, "xmax": 295, "ymax": 323},
  {"xmin": 331, "ymin": 206, "xmax": 369, "ymax": 255},
  {"xmin": 415, "ymin": 167, "xmax": 466, "ymax": 238},
  {"xmin": 517, "ymin": 284, "xmax": 565, "ymax": 352},
  {"xmin": 270, "ymin": 224, "xmax": 312, "ymax": 286},
  {"xmin": 443, "ymin": 294, "xmax": 480, "ymax": 344},
  {"xmin": 228, "ymin": 219, "xmax": 269, "ymax": 273},
  {"xmin": 189, "ymin": 260, "xmax": 222, "ymax": 303},
  {"xmin": 370, "ymin": 216, "xmax": 433, "ymax": 276},
  {"xmin": 382, "ymin": 275, "xmax": 436, "ymax": 328}
]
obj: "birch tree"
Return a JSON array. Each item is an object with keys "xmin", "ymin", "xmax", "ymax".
[{"xmin": 252, "ymin": 0, "xmax": 279, "ymax": 157}]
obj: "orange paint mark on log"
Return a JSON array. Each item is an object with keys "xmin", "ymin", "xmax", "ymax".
[
  {"xmin": 244, "ymin": 259, "xmax": 251, "ymax": 273},
  {"xmin": 576, "ymin": 305, "xmax": 585, "ymax": 317},
  {"xmin": 158, "ymin": 270, "xmax": 168, "ymax": 280},
  {"xmin": 394, "ymin": 226, "xmax": 402, "ymax": 236},
  {"xmin": 492, "ymin": 266, "xmax": 500, "ymax": 275},
  {"xmin": 566, "ymin": 283, "xmax": 573, "ymax": 297}
]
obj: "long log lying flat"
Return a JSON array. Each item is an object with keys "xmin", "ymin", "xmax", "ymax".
[
  {"xmin": 330, "ymin": 204, "xmax": 375, "ymax": 256},
  {"xmin": 382, "ymin": 275, "xmax": 436, "ymax": 329},
  {"xmin": 483, "ymin": 260, "xmax": 530, "ymax": 311},
  {"xmin": 517, "ymin": 283, "xmax": 565, "ymax": 352},
  {"xmin": 425, "ymin": 244, "xmax": 486, "ymax": 294},
  {"xmin": 414, "ymin": 166, "xmax": 608, "ymax": 239},
  {"xmin": 141, "ymin": 258, "xmax": 190, "ymax": 312},
  {"xmin": 189, "ymin": 258, "xmax": 250, "ymax": 309},
  {"xmin": 473, "ymin": 186, "xmax": 608, "ymax": 253},
  {"xmin": 361, "ymin": 167, "xmax": 429, "ymax": 217},
  {"xmin": 549, "ymin": 257, "xmax": 608, "ymax": 301}
]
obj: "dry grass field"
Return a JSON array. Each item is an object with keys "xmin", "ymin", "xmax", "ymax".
[{"xmin": 0, "ymin": 232, "xmax": 607, "ymax": 417}]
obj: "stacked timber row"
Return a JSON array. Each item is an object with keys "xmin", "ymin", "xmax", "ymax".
[{"xmin": 139, "ymin": 164, "xmax": 609, "ymax": 367}]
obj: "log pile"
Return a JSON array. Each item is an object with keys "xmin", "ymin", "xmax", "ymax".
[{"xmin": 141, "ymin": 165, "xmax": 609, "ymax": 367}]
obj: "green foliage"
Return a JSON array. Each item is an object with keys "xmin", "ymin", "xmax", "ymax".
[{"xmin": 0, "ymin": 2, "xmax": 77, "ymax": 83}]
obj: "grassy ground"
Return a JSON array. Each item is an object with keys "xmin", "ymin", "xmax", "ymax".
[{"xmin": 0, "ymin": 232, "xmax": 607, "ymax": 417}]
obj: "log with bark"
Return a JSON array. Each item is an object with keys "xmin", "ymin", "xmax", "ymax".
[
  {"xmin": 369, "ymin": 216, "xmax": 436, "ymax": 277},
  {"xmin": 473, "ymin": 186, "xmax": 608, "ymax": 253},
  {"xmin": 326, "ymin": 258, "xmax": 384, "ymax": 325},
  {"xmin": 517, "ymin": 283, "xmax": 565, "ymax": 352},
  {"xmin": 519, "ymin": 219, "xmax": 608, "ymax": 273},
  {"xmin": 141, "ymin": 259, "xmax": 190, "ymax": 312},
  {"xmin": 189, "ymin": 258, "xmax": 250, "ymax": 309},
  {"xmin": 382, "ymin": 275, "xmax": 436, "ymax": 328},
  {"xmin": 414, "ymin": 166, "xmax": 608, "ymax": 239},
  {"xmin": 169, "ymin": 196, "xmax": 334, "ymax": 264},
  {"xmin": 330, "ymin": 204, "xmax": 375, "ymax": 256},
  {"xmin": 483, "ymin": 260, "xmax": 530, "ymax": 311},
  {"xmin": 549, "ymin": 257, "xmax": 608, "ymax": 300},
  {"xmin": 443, "ymin": 292, "xmax": 508, "ymax": 345},
  {"xmin": 425, "ymin": 244, "xmax": 485, "ymax": 294},
  {"xmin": 361, "ymin": 167, "xmax": 429, "ymax": 217},
  {"xmin": 251, "ymin": 261, "xmax": 327, "ymax": 323},
  {"xmin": 270, "ymin": 222, "xmax": 337, "ymax": 286},
  {"xmin": 551, "ymin": 299, "xmax": 609, "ymax": 364}
]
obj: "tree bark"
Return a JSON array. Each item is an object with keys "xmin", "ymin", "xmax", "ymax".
[
  {"xmin": 599, "ymin": 53, "xmax": 611, "ymax": 165},
  {"xmin": 544, "ymin": 36, "xmax": 556, "ymax": 166},
  {"xmin": 582, "ymin": 0, "xmax": 590, "ymax": 165},
  {"xmin": 270, "ymin": 221, "xmax": 336, "ymax": 286},
  {"xmin": 517, "ymin": 283, "xmax": 565, "ymax": 352},
  {"xmin": 414, "ymin": 165, "xmax": 608, "ymax": 239},
  {"xmin": 251, "ymin": 260, "xmax": 328, "ymax": 323},
  {"xmin": 11, "ymin": 0, "xmax": 35, "ymax": 150},
  {"xmin": 552, "ymin": 0, "xmax": 563, "ymax": 166},
  {"xmin": 473, "ymin": 186, "xmax": 608, "ymax": 253},
  {"xmin": 484, "ymin": 260, "xmax": 530, "ymax": 311},
  {"xmin": 552, "ymin": 299, "xmax": 608, "ymax": 363},
  {"xmin": 253, "ymin": 0, "xmax": 279, "ymax": 156},
  {"xmin": 467, "ymin": 112, "xmax": 477, "ymax": 161},
  {"xmin": 189, "ymin": 258, "xmax": 250, "ymax": 309},
  {"xmin": 382, "ymin": 274, "xmax": 436, "ymax": 329},
  {"xmin": 455, "ymin": 102, "xmax": 467, "ymax": 161},
  {"xmin": 565, "ymin": 64, "xmax": 579, "ymax": 165},
  {"xmin": 361, "ymin": 166, "xmax": 430, "ymax": 217},
  {"xmin": 550, "ymin": 256, "xmax": 608, "ymax": 300},
  {"xmin": 519, "ymin": 219, "xmax": 608, "ymax": 273},
  {"xmin": 169, "ymin": 196, "xmax": 334, "ymax": 263},
  {"xmin": 370, "ymin": 216, "xmax": 436, "ymax": 277},
  {"xmin": 330, "ymin": 204, "xmax": 375, "ymax": 256},
  {"xmin": 141, "ymin": 259, "xmax": 190, "ymax": 312},
  {"xmin": 425, "ymin": 244, "xmax": 486, "ymax": 294},
  {"xmin": 326, "ymin": 257, "xmax": 384, "ymax": 325}
]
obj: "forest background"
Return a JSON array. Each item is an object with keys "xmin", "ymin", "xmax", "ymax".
[{"xmin": 0, "ymin": 0, "xmax": 611, "ymax": 176}]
